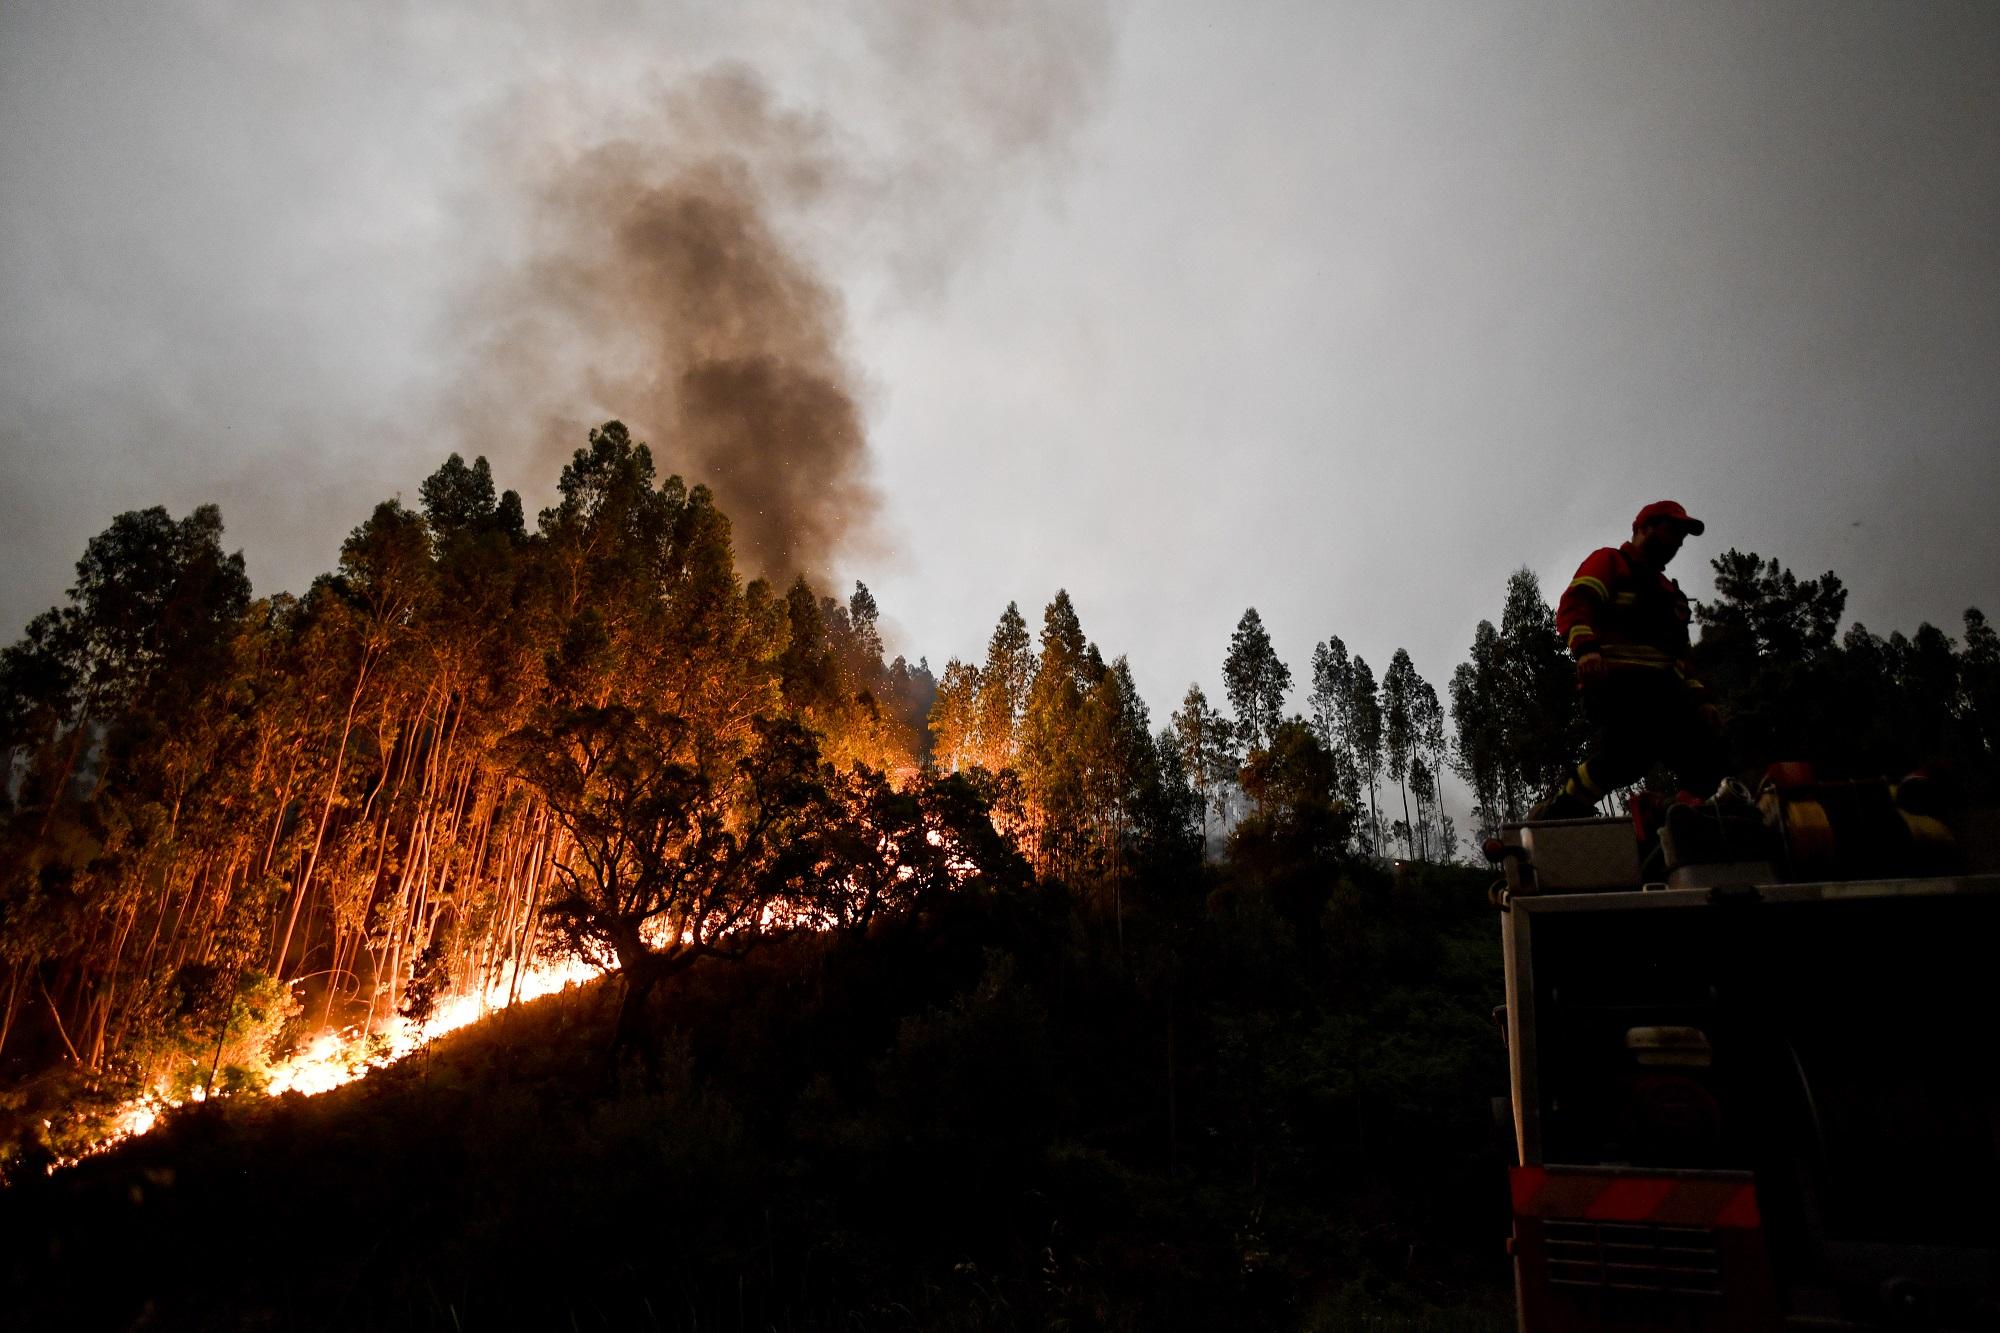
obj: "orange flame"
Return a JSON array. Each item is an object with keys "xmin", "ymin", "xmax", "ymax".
[{"xmin": 59, "ymin": 955, "xmax": 604, "ymax": 1169}]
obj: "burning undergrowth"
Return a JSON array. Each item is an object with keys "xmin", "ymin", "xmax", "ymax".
[
  {"xmin": 44, "ymin": 811, "xmax": 987, "ymax": 1173},
  {"xmin": 5, "ymin": 857, "xmax": 1518, "ymax": 1332},
  {"xmin": 2, "ymin": 0, "xmax": 1116, "ymax": 1181},
  {"xmin": 35, "ymin": 953, "xmax": 605, "ymax": 1172}
]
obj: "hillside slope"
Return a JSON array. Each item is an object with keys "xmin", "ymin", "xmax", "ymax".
[{"xmin": 2, "ymin": 867, "xmax": 1511, "ymax": 1332}]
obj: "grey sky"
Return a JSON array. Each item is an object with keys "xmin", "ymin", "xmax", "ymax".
[{"xmin": 5, "ymin": 3, "xmax": 1997, "ymax": 771}]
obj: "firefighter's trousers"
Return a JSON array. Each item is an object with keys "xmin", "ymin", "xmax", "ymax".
[{"xmin": 1576, "ymin": 669, "xmax": 1726, "ymax": 800}]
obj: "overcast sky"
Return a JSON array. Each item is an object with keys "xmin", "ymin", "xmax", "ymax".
[{"xmin": 5, "ymin": 2, "xmax": 1997, "ymax": 763}]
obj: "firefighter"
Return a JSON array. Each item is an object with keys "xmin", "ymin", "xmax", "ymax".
[{"xmin": 1532, "ymin": 500, "xmax": 1726, "ymax": 820}]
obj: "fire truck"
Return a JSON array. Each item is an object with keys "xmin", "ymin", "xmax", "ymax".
[{"xmin": 1488, "ymin": 768, "xmax": 2000, "ymax": 1331}]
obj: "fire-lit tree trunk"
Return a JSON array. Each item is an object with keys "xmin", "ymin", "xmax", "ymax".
[
  {"xmin": 511, "ymin": 704, "xmax": 831, "ymax": 1051},
  {"xmin": 277, "ymin": 648, "xmax": 375, "ymax": 976},
  {"xmin": 0, "ymin": 967, "xmax": 25, "ymax": 1060}
]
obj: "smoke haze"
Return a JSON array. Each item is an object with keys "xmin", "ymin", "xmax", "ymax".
[
  {"xmin": 3, "ymin": 1, "xmax": 1995, "ymax": 790},
  {"xmin": 0, "ymin": 0, "xmax": 1115, "ymax": 607},
  {"xmin": 458, "ymin": 69, "xmax": 875, "ymax": 578},
  {"xmin": 449, "ymin": 5, "xmax": 1114, "ymax": 579}
]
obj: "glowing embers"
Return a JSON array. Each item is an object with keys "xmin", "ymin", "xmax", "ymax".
[
  {"xmin": 264, "ymin": 953, "xmax": 606, "ymax": 1096},
  {"xmin": 63, "ymin": 953, "xmax": 605, "ymax": 1169}
]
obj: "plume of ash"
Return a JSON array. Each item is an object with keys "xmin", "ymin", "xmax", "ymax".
[
  {"xmin": 455, "ymin": 1, "xmax": 1114, "ymax": 582},
  {"xmin": 472, "ymin": 75, "xmax": 866, "ymax": 578}
]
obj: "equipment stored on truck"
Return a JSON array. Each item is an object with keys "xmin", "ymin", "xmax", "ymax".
[{"xmin": 1487, "ymin": 766, "xmax": 2000, "ymax": 1331}]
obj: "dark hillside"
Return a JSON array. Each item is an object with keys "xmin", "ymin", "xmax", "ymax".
[{"xmin": 3, "ymin": 863, "xmax": 1511, "ymax": 1332}]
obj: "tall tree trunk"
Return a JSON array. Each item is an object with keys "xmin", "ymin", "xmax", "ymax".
[
  {"xmin": 0, "ymin": 965, "xmax": 26, "ymax": 1059},
  {"xmin": 1165, "ymin": 987, "xmax": 1178, "ymax": 1180},
  {"xmin": 39, "ymin": 977, "xmax": 83, "ymax": 1067},
  {"xmin": 612, "ymin": 953, "xmax": 660, "ymax": 1053},
  {"xmin": 37, "ymin": 712, "xmax": 92, "ymax": 840},
  {"xmin": 506, "ymin": 807, "xmax": 553, "ymax": 1007},
  {"xmin": 86, "ymin": 900, "xmax": 140, "ymax": 1067},
  {"xmin": 1367, "ymin": 778, "xmax": 1380, "ymax": 858},
  {"xmin": 1399, "ymin": 779, "xmax": 1413, "ymax": 860},
  {"xmin": 277, "ymin": 653, "xmax": 373, "ymax": 975},
  {"xmin": 261, "ymin": 754, "xmax": 299, "ymax": 877}
]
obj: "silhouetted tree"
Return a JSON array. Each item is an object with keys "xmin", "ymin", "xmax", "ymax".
[
  {"xmin": 1383, "ymin": 649, "xmax": 1419, "ymax": 858},
  {"xmin": 509, "ymin": 706, "xmax": 830, "ymax": 1045},
  {"xmin": 1222, "ymin": 608, "xmax": 1290, "ymax": 755},
  {"xmin": 1348, "ymin": 656, "xmax": 1384, "ymax": 855},
  {"xmin": 1170, "ymin": 684, "xmax": 1238, "ymax": 847},
  {"xmin": 1230, "ymin": 718, "xmax": 1352, "ymax": 943},
  {"xmin": 1497, "ymin": 568, "xmax": 1579, "ymax": 801},
  {"xmin": 1448, "ymin": 620, "xmax": 1509, "ymax": 835}
]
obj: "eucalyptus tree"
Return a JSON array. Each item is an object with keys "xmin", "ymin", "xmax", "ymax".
[
  {"xmin": 1963, "ymin": 609, "xmax": 2000, "ymax": 766},
  {"xmin": 1348, "ymin": 656, "xmax": 1384, "ymax": 855},
  {"xmin": 1445, "ymin": 572, "xmax": 1579, "ymax": 829},
  {"xmin": 1, "ymin": 419, "xmax": 999, "ymax": 1085},
  {"xmin": 0, "ymin": 504, "xmax": 253, "ymax": 1066},
  {"xmin": 1408, "ymin": 669, "xmax": 1450, "ymax": 859},
  {"xmin": 1078, "ymin": 656, "xmax": 1154, "ymax": 899},
  {"xmin": 1383, "ymin": 649, "xmax": 1419, "ymax": 859},
  {"xmin": 778, "ymin": 578, "xmax": 846, "ymax": 739},
  {"xmin": 4, "ymin": 504, "xmax": 251, "ymax": 824},
  {"xmin": 805, "ymin": 582, "xmax": 920, "ymax": 775},
  {"xmin": 1170, "ymin": 683, "xmax": 1239, "ymax": 846},
  {"xmin": 1498, "ymin": 569, "xmax": 1579, "ymax": 801},
  {"xmin": 1223, "ymin": 608, "xmax": 1290, "ymax": 755},
  {"xmin": 1307, "ymin": 638, "xmax": 1358, "ymax": 783},
  {"xmin": 976, "ymin": 602, "xmax": 1035, "ymax": 772},
  {"xmin": 272, "ymin": 497, "xmax": 436, "ymax": 992},
  {"xmin": 879, "ymin": 655, "xmax": 938, "ymax": 770},
  {"xmin": 1021, "ymin": 591, "xmax": 1094, "ymax": 880},
  {"xmin": 1231, "ymin": 718, "xmax": 1351, "ymax": 930},
  {"xmin": 1449, "ymin": 621, "xmax": 1509, "ymax": 834},
  {"xmin": 927, "ymin": 659, "xmax": 982, "ymax": 774}
]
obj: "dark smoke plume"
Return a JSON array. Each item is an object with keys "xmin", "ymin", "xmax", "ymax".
[
  {"xmin": 455, "ymin": 1, "xmax": 1113, "ymax": 582},
  {"xmin": 461, "ymin": 70, "xmax": 866, "ymax": 577}
]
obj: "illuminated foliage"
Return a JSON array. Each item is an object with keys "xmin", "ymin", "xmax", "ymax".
[
  {"xmin": 2, "ymin": 416, "xmax": 1994, "ymax": 1165},
  {"xmin": 0, "ymin": 423, "xmax": 963, "ymax": 1106},
  {"xmin": 509, "ymin": 705, "xmax": 831, "ymax": 1041}
]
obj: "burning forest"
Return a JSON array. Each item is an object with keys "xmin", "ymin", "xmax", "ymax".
[
  {"xmin": 0, "ymin": 427, "xmax": 1041, "ymax": 1168},
  {"xmin": 2, "ymin": 426, "xmax": 1995, "ymax": 1169},
  {"xmin": 4, "ymin": 9, "xmax": 1998, "ymax": 1323},
  {"xmin": 4, "ymin": 433, "xmax": 1997, "ymax": 1328}
]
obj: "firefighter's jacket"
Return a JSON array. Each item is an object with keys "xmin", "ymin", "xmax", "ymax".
[{"xmin": 1555, "ymin": 542, "xmax": 1705, "ymax": 697}]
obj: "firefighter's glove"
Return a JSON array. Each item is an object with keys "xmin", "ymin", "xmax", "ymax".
[{"xmin": 1575, "ymin": 652, "xmax": 1608, "ymax": 687}]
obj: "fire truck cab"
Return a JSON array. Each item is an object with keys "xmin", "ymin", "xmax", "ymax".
[{"xmin": 1492, "ymin": 777, "xmax": 2000, "ymax": 1331}]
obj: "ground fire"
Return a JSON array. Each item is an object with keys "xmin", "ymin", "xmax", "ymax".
[{"xmin": 3, "ymin": 441, "xmax": 1996, "ymax": 1328}]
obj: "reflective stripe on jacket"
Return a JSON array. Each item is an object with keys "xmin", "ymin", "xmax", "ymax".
[{"xmin": 1555, "ymin": 543, "xmax": 1704, "ymax": 692}]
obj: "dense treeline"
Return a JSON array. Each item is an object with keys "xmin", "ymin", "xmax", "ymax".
[
  {"xmin": 5, "ymin": 424, "xmax": 1996, "ymax": 1326},
  {"xmin": 0, "ymin": 426, "xmax": 970, "ymax": 1151},
  {"xmin": 3, "ymin": 423, "xmax": 1993, "ymax": 1173}
]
